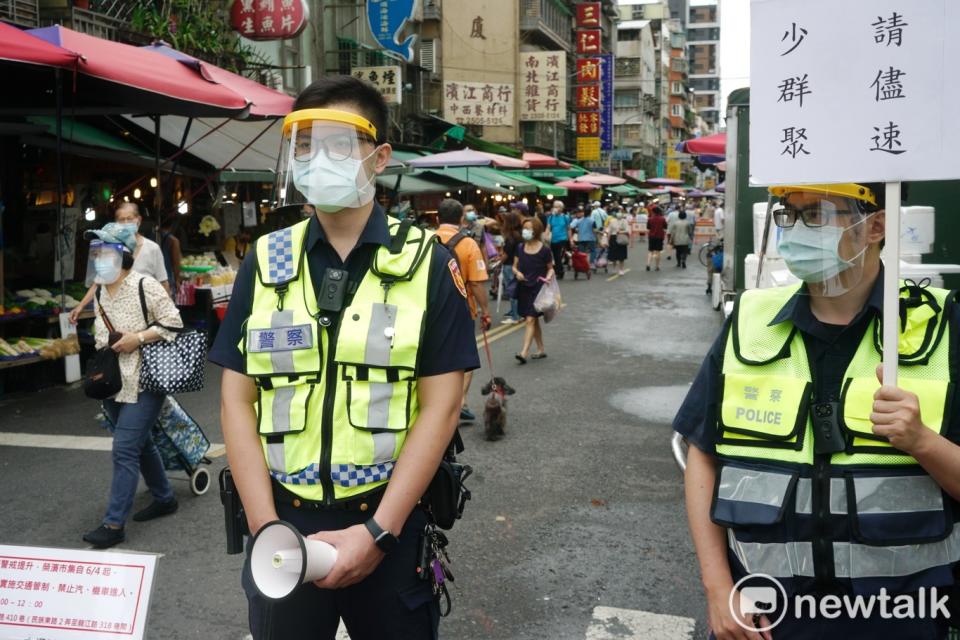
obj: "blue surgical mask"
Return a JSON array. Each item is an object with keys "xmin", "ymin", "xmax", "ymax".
[
  {"xmin": 465, "ymin": 211, "xmax": 478, "ymax": 222},
  {"xmin": 778, "ymin": 216, "xmax": 871, "ymax": 283},
  {"xmin": 94, "ymin": 256, "xmax": 121, "ymax": 284},
  {"xmin": 118, "ymin": 222, "xmax": 139, "ymax": 235}
]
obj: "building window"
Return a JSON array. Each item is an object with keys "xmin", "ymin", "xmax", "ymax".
[
  {"xmin": 619, "ymin": 29, "xmax": 639, "ymax": 42},
  {"xmin": 615, "ymin": 91, "xmax": 641, "ymax": 108},
  {"xmin": 671, "ymin": 103, "xmax": 684, "ymax": 117},
  {"xmin": 671, "ymin": 81, "xmax": 683, "ymax": 95},
  {"xmin": 615, "ymin": 57, "xmax": 640, "ymax": 76}
]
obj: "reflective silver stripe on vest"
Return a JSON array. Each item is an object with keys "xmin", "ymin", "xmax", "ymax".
[
  {"xmin": 367, "ymin": 382, "xmax": 398, "ymax": 463},
  {"xmin": 795, "ymin": 478, "xmax": 847, "ymax": 515},
  {"xmin": 853, "ymin": 475, "xmax": 944, "ymax": 514},
  {"xmin": 728, "ymin": 526, "xmax": 960, "ymax": 579},
  {"xmin": 266, "ymin": 309, "xmax": 295, "ymax": 471},
  {"xmin": 718, "ymin": 466, "xmax": 793, "ymax": 507},
  {"xmin": 364, "ymin": 303, "xmax": 398, "ymax": 367},
  {"xmin": 372, "ymin": 432, "xmax": 396, "ymax": 464}
]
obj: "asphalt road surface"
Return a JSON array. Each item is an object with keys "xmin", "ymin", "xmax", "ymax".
[{"xmin": 0, "ymin": 243, "xmax": 723, "ymax": 639}]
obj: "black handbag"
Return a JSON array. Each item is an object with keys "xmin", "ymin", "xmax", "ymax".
[
  {"xmin": 136, "ymin": 279, "xmax": 206, "ymax": 394},
  {"xmin": 424, "ymin": 460, "xmax": 472, "ymax": 530},
  {"xmin": 83, "ymin": 290, "xmax": 123, "ymax": 400}
]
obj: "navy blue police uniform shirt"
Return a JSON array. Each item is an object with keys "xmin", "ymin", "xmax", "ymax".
[
  {"xmin": 209, "ymin": 205, "xmax": 481, "ymax": 376},
  {"xmin": 673, "ymin": 269, "xmax": 960, "ymax": 455}
]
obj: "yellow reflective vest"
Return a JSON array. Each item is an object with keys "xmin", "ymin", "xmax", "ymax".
[
  {"xmin": 241, "ymin": 216, "xmax": 435, "ymax": 503},
  {"xmin": 713, "ymin": 281, "xmax": 959, "ymax": 596}
]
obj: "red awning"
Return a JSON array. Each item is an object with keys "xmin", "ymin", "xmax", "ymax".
[
  {"xmin": 676, "ymin": 132, "xmax": 726, "ymax": 157},
  {"xmin": 23, "ymin": 26, "xmax": 249, "ymax": 117},
  {"xmin": 141, "ymin": 42, "xmax": 293, "ymax": 118},
  {"xmin": 555, "ymin": 179, "xmax": 598, "ymax": 192},
  {"xmin": 522, "ymin": 151, "xmax": 571, "ymax": 169},
  {"xmin": 0, "ymin": 22, "xmax": 79, "ymax": 68}
]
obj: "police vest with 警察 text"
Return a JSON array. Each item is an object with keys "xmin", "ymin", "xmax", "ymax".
[
  {"xmin": 713, "ymin": 281, "xmax": 959, "ymax": 597},
  {"xmin": 240, "ymin": 216, "xmax": 435, "ymax": 503}
]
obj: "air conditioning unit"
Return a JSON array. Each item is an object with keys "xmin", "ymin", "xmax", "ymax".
[{"xmin": 419, "ymin": 38, "xmax": 440, "ymax": 75}]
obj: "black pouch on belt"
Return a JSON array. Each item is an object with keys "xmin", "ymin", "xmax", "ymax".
[{"xmin": 423, "ymin": 460, "xmax": 473, "ymax": 530}]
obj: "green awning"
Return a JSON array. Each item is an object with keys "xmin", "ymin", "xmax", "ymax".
[
  {"xmin": 425, "ymin": 166, "xmax": 536, "ymax": 194},
  {"xmin": 607, "ymin": 185, "xmax": 641, "ymax": 196},
  {"xmin": 28, "ymin": 116, "xmax": 144, "ymax": 154},
  {"xmin": 376, "ymin": 172, "xmax": 462, "ymax": 195},
  {"xmin": 505, "ymin": 173, "xmax": 567, "ymax": 197}
]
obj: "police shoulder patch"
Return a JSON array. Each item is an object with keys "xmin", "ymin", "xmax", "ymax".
[{"xmin": 448, "ymin": 259, "xmax": 467, "ymax": 298}]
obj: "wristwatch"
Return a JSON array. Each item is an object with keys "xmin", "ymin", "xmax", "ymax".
[
  {"xmin": 364, "ymin": 517, "xmax": 399, "ymax": 554},
  {"xmin": 137, "ymin": 332, "xmax": 145, "ymax": 345}
]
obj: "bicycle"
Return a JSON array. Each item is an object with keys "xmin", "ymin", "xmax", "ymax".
[{"xmin": 698, "ymin": 238, "xmax": 722, "ymax": 268}]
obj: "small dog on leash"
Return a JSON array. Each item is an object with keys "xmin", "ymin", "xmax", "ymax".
[{"xmin": 480, "ymin": 377, "xmax": 516, "ymax": 441}]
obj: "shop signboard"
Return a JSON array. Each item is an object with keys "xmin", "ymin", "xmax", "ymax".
[
  {"xmin": 230, "ymin": 0, "xmax": 308, "ymax": 40},
  {"xmin": 366, "ymin": 0, "xmax": 418, "ymax": 62},
  {"xmin": 444, "ymin": 81, "xmax": 514, "ymax": 127},
  {"xmin": 599, "ymin": 53, "xmax": 614, "ymax": 151},
  {"xmin": 520, "ymin": 51, "xmax": 566, "ymax": 122},
  {"xmin": 577, "ymin": 137, "xmax": 601, "ymax": 161},
  {"xmin": 352, "ymin": 66, "xmax": 403, "ymax": 104}
]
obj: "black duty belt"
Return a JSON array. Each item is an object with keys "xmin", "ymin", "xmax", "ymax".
[{"xmin": 271, "ymin": 479, "xmax": 386, "ymax": 513}]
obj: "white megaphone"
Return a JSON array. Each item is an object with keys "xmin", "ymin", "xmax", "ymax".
[{"xmin": 249, "ymin": 520, "xmax": 338, "ymax": 600}]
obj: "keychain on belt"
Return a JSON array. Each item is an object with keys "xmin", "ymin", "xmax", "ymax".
[{"xmin": 417, "ymin": 523, "xmax": 454, "ymax": 616}]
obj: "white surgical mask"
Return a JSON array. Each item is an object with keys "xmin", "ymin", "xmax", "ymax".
[
  {"xmin": 291, "ymin": 147, "xmax": 377, "ymax": 213},
  {"xmin": 522, "ymin": 229, "xmax": 534, "ymax": 241}
]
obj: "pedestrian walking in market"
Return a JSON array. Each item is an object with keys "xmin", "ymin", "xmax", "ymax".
[
  {"xmin": 81, "ymin": 226, "xmax": 183, "ymax": 549},
  {"xmin": 574, "ymin": 203, "xmax": 599, "ymax": 266},
  {"xmin": 210, "ymin": 75, "xmax": 478, "ymax": 640},
  {"xmin": 436, "ymin": 197, "xmax": 492, "ymax": 423},
  {"xmin": 667, "ymin": 209, "xmax": 693, "ymax": 268},
  {"xmin": 606, "ymin": 207, "xmax": 632, "ymax": 276},
  {"xmin": 513, "ymin": 216, "xmax": 554, "ymax": 364},
  {"xmin": 499, "ymin": 207, "xmax": 524, "ymax": 324},
  {"xmin": 545, "ymin": 200, "xmax": 571, "ymax": 279},
  {"xmin": 645, "ymin": 206, "xmax": 667, "ymax": 271},
  {"xmin": 675, "ymin": 183, "xmax": 960, "ymax": 639}
]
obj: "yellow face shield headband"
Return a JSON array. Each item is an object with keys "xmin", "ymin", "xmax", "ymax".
[
  {"xmin": 282, "ymin": 108, "xmax": 379, "ymax": 141},
  {"xmin": 768, "ymin": 183, "xmax": 878, "ymax": 208}
]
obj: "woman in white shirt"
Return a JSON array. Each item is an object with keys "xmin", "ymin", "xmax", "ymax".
[{"xmin": 70, "ymin": 203, "xmax": 170, "ymax": 324}]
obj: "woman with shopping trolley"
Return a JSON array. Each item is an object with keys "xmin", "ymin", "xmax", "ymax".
[{"xmin": 81, "ymin": 223, "xmax": 184, "ymax": 549}]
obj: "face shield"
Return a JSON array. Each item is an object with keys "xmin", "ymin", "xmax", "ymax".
[
  {"xmin": 275, "ymin": 108, "xmax": 382, "ymax": 214},
  {"xmin": 770, "ymin": 184, "xmax": 881, "ymax": 297},
  {"xmin": 85, "ymin": 241, "xmax": 126, "ymax": 286}
]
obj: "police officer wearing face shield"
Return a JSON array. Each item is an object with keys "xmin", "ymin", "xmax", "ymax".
[
  {"xmin": 675, "ymin": 183, "xmax": 960, "ymax": 640},
  {"xmin": 209, "ymin": 76, "xmax": 479, "ymax": 639}
]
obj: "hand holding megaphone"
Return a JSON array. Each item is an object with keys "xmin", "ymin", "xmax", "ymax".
[{"xmin": 249, "ymin": 520, "xmax": 338, "ymax": 600}]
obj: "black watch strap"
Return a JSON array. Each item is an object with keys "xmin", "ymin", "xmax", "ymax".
[{"xmin": 364, "ymin": 517, "xmax": 399, "ymax": 554}]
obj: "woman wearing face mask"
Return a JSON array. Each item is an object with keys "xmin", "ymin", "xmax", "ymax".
[
  {"xmin": 70, "ymin": 204, "xmax": 170, "ymax": 324},
  {"xmin": 80, "ymin": 227, "xmax": 184, "ymax": 549},
  {"xmin": 513, "ymin": 217, "xmax": 554, "ymax": 364},
  {"xmin": 606, "ymin": 208, "xmax": 632, "ymax": 276}
]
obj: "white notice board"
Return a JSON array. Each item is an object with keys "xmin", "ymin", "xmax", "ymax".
[
  {"xmin": 750, "ymin": 0, "xmax": 960, "ymax": 185},
  {"xmin": 0, "ymin": 545, "xmax": 157, "ymax": 640}
]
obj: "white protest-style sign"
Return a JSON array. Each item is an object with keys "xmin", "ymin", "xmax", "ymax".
[
  {"xmin": 444, "ymin": 81, "xmax": 515, "ymax": 127},
  {"xmin": 751, "ymin": 0, "xmax": 960, "ymax": 185},
  {"xmin": 351, "ymin": 66, "xmax": 403, "ymax": 105},
  {"xmin": 519, "ymin": 51, "xmax": 567, "ymax": 122},
  {"xmin": 0, "ymin": 544, "xmax": 158, "ymax": 640},
  {"xmin": 750, "ymin": 0, "xmax": 960, "ymax": 386}
]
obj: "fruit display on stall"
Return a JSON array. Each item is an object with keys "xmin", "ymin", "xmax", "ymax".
[
  {"xmin": 0, "ymin": 335, "xmax": 80, "ymax": 361},
  {"xmin": 181, "ymin": 254, "xmax": 219, "ymax": 273}
]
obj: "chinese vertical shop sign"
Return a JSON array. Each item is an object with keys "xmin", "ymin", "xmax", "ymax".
[
  {"xmin": 520, "ymin": 51, "xmax": 567, "ymax": 122},
  {"xmin": 599, "ymin": 53, "xmax": 614, "ymax": 152},
  {"xmin": 230, "ymin": 0, "xmax": 308, "ymax": 40},
  {"xmin": 0, "ymin": 545, "xmax": 158, "ymax": 640},
  {"xmin": 577, "ymin": 3, "xmax": 601, "ymax": 28},
  {"xmin": 576, "ymin": 3, "xmax": 603, "ymax": 163},
  {"xmin": 750, "ymin": 0, "xmax": 960, "ymax": 184},
  {"xmin": 444, "ymin": 81, "xmax": 514, "ymax": 126},
  {"xmin": 352, "ymin": 66, "xmax": 403, "ymax": 104}
]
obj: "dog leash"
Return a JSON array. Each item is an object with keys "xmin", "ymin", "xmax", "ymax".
[{"xmin": 480, "ymin": 329, "xmax": 501, "ymax": 394}]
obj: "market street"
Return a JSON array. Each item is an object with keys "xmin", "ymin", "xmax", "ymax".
[{"xmin": 0, "ymin": 247, "xmax": 720, "ymax": 640}]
